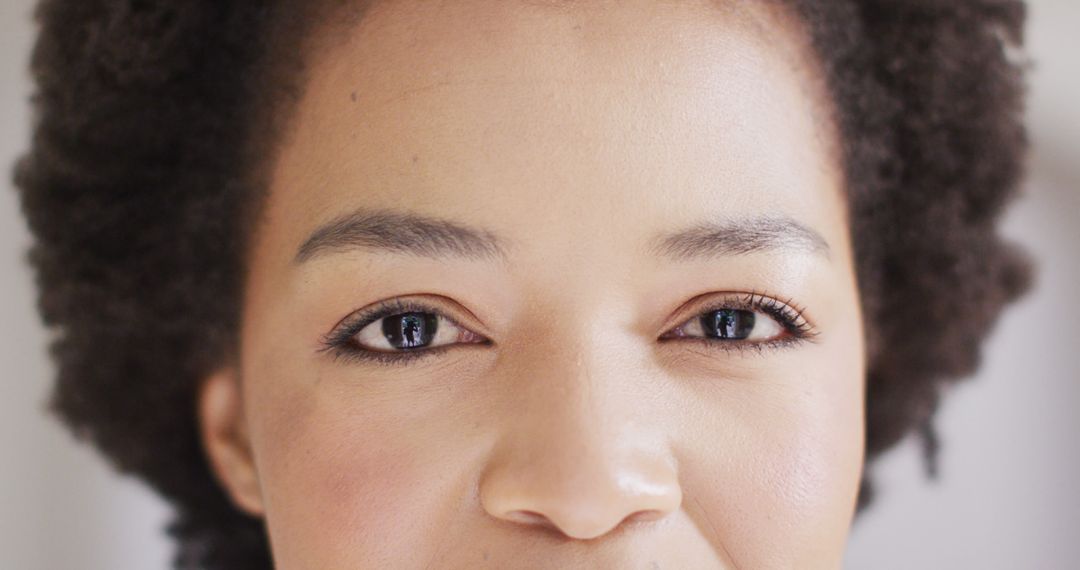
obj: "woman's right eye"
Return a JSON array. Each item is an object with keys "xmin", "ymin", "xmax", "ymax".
[
  {"xmin": 320, "ymin": 298, "xmax": 492, "ymax": 366},
  {"xmin": 351, "ymin": 311, "xmax": 481, "ymax": 352}
]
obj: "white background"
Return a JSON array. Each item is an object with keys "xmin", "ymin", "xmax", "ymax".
[{"xmin": 1, "ymin": 1, "xmax": 1077, "ymax": 568}]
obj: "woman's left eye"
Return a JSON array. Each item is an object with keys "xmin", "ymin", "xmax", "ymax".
[
  {"xmin": 653, "ymin": 292, "xmax": 817, "ymax": 357},
  {"xmin": 662, "ymin": 308, "xmax": 784, "ymax": 341}
]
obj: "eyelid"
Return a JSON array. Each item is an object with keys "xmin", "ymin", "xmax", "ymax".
[
  {"xmin": 676, "ymin": 290, "xmax": 811, "ymax": 325},
  {"xmin": 324, "ymin": 295, "xmax": 485, "ymax": 339},
  {"xmin": 317, "ymin": 293, "xmax": 492, "ymax": 364},
  {"xmin": 659, "ymin": 290, "xmax": 819, "ymax": 343}
]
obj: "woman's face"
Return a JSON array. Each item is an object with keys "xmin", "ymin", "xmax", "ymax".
[{"xmin": 199, "ymin": 0, "xmax": 866, "ymax": 567}]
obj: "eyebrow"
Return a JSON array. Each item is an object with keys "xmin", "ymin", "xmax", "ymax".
[
  {"xmin": 295, "ymin": 208, "xmax": 509, "ymax": 264},
  {"xmin": 296, "ymin": 208, "xmax": 829, "ymax": 265},
  {"xmin": 647, "ymin": 216, "xmax": 831, "ymax": 262}
]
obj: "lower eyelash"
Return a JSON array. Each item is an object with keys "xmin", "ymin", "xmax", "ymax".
[
  {"xmin": 327, "ymin": 342, "xmax": 459, "ymax": 367},
  {"xmin": 677, "ymin": 332, "xmax": 808, "ymax": 355}
]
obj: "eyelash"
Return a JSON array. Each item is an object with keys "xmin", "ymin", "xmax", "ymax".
[
  {"xmin": 658, "ymin": 290, "xmax": 819, "ymax": 355},
  {"xmin": 318, "ymin": 298, "xmax": 487, "ymax": 367},
  {"xmin": 319, "ymin": 292, "xmax": 819, "ymax": 367}
]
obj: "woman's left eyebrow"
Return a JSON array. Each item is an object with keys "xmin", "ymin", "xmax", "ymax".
[
  {"xmin": 647, "ymin": 216, "xmax": 832, "ymax": 262},
  {"xmin": 294, "ymin": 207, "xmax": 510, "ymax": 264}
]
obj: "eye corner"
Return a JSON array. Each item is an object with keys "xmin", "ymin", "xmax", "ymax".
[{"xmin": 799, "ymin": 326, "xmax": 825, "ymax": 344}]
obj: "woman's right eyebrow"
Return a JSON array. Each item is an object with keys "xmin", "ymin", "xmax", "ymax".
[{"xmin": 294, "ymin": 207, "xmax": 510, "ymax": 264}]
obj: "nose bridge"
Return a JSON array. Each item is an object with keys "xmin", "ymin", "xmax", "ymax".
[{"xmin": 479, "ymin": 315, "xmax": 682, "ymax": 540}]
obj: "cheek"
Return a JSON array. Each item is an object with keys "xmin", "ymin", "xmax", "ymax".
[
  {"xmin": 249, "ymin": 377, "xmax": 458, "ymax": 568},
  {"xmin": 680, "ymin": 348, "xmax": 865, "ymax": 568}
]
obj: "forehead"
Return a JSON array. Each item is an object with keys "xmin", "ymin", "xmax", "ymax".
[{"xmin": 262, "ymin": 0, "xmax": 844, "ymax": 271}]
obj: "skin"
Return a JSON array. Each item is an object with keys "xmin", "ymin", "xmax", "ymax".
[{"xmin": 199, "ymin": 0, "xmax": 867, "ymax": 568}]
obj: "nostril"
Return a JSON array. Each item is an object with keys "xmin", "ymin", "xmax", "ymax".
[
  {"xmin": 502, "ymin": 507, "xmax": 667, "ymax": 540},
  {"xmin": 505, "ymin": 509, "xmax": 552, "ymax": 526},
  {"xmin": 623, "ymin": 509, "xmax": 665, "ymax": 524}
]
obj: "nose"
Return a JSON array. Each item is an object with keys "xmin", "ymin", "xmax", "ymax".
[
  {"xmin": 480, "ymin": 426, "xmax": 683, "ymax": 540},
  {"xmin": 478, "ymin": 346, "xmax": 682, "ymax": 540}
]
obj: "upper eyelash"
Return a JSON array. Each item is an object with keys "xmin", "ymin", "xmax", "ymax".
[
  {"xmin": 719, "ymin": 290, "xmax": 816, "ymax": 338},
  {"xmin": 320, "ymin": 298, "xmax": 431, "ymax": 347},
  {"xmin": 657, "ymin": 290, "xmax": 820, "ymax": 353},
  {"xmin": 317, "ymin": 298, "xmax": 481, "ymax": 366},
  {"xmin": 320, "ymin": 291, "xmax": 818, "ymax": 366}
]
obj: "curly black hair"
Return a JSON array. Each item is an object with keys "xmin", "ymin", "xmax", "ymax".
[{"xmin": 13, "ymin": 0, "xmax": 1033, "ymax": 568}]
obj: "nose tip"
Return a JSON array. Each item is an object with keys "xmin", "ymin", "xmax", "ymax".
[{"xmin": 480, "ymin": 457, "xmax": 683, "ymax": 540}]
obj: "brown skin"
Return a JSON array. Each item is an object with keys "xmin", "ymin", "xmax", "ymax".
[{"xmin": 199, "ymin": 0, "xmax": 866, "ymax": 567}]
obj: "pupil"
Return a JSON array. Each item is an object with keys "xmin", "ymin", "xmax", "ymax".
[
  {"xmin": 701, "ymin": 309, "xmax": 755, "ymax": 339},
  {"xmin": 382, "ymin": 312, "xmax": 438, "ymax": 349}
]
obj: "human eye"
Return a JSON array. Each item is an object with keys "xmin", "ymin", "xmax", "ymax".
[
  {"xmin": 658, "ymin": 291, "xmax": 819, "ymax": 354},
  {"xmin": 319, "ymin": 297, "xmax": 490, "ymax": 366}
]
